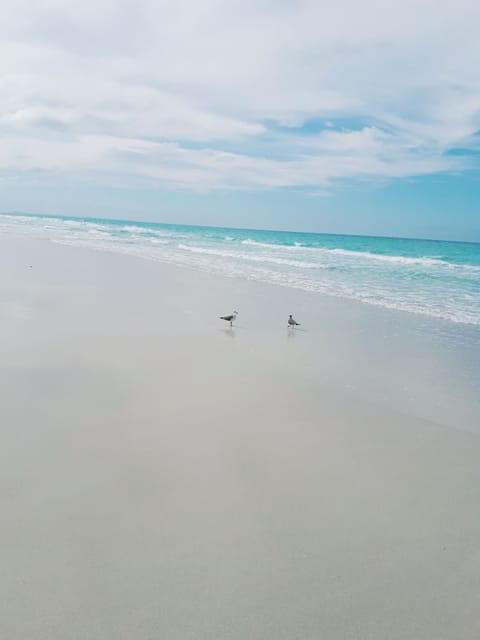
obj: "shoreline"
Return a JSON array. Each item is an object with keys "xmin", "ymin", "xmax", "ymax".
[
  {"xmin": 1, "ymin": 234, "xmax": 479, "ymax": 432},
  {"xmin": 1, "ymin": 213, "xmax": 479, "ymax": 328}
]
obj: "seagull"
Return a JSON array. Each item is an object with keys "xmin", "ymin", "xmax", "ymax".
[
  {"xmin": 288, "ymin": 314, "xmax": 300, "ymax": 328},
  {"xmin": 220, "ymin": 311, "xmax": 238, "ymax": 327}
]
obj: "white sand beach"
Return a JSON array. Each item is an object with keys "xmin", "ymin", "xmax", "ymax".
[{"xmin": 1, "ymin": 236, "xmax": 480, "ymax": 639}]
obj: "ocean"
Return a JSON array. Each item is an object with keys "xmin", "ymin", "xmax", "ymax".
[{"xmin": 1, "ymin": 213, "xmax": 479, "ymax": 326}]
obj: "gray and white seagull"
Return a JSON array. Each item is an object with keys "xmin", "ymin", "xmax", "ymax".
[
  {"xmin": 288, "ymin": 314, "xmax": 300, "ymax": 328},
  {"xmin": 220, "ymin": 310, "xmax": 238, "ymax": 327}
]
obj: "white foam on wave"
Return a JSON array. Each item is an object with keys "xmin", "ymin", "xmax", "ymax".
[
  {"xmin": 117, "ymin": 224, "xmax": 173, "ymax": 238},
  {"xmin": 177, "ymin": 243, "xmax": 319, "ymax": 269},
  {"xmin": 242, "ymin": 239, "xmax": 298, "ymax": 250},
  {"xmin": 83, "ymin": 222, "xmax": 107, "ymax": 230},
  {"xmin": 242, "ymin": 238, "xmax": 480, "ymax": 272},
  {"xmin": 149, "ymin": 238, "xmax": 169, "ymax": 245},
  {"xmin": 120, "ymin": 225, "xmax": 147, "ymax": 233},
  {"xmin": 87, "ymin": 229, "xmax": 110, "ymax": 236},
  {"xmin": 329, "ymin": 248, "xmax": 448, "ymax": 267}
]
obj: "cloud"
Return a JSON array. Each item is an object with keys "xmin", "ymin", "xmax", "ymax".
[{"xmin": 1, "ymin": 0, "xmax": 480, "ymax": 193}]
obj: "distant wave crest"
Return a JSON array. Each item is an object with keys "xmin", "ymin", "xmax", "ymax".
[
  {"xmin": 242, "ymin": 238, "xmax": 479, "ymax": 271},
  {"xmin": 178, "ymin": 243, "xmax": 319, "ymax": 269}
]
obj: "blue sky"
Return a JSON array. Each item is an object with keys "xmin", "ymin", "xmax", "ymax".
[{"xmin": 1, "ymin": 0, "xmax": 480, "ymax": 241}]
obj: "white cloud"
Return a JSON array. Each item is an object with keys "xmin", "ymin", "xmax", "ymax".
[{"xmin": 1, "ymin": 0, "xmax": 479, "ymax": 192}]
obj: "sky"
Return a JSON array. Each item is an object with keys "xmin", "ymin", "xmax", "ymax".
[{"xmin": 1, "ymin": 0, "xmax": 480, "ymax": 240}]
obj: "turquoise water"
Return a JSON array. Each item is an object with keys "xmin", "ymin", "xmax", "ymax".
[{"xmin": 1, "ymin": 213, "xmax": 479, "ymax": 325}]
